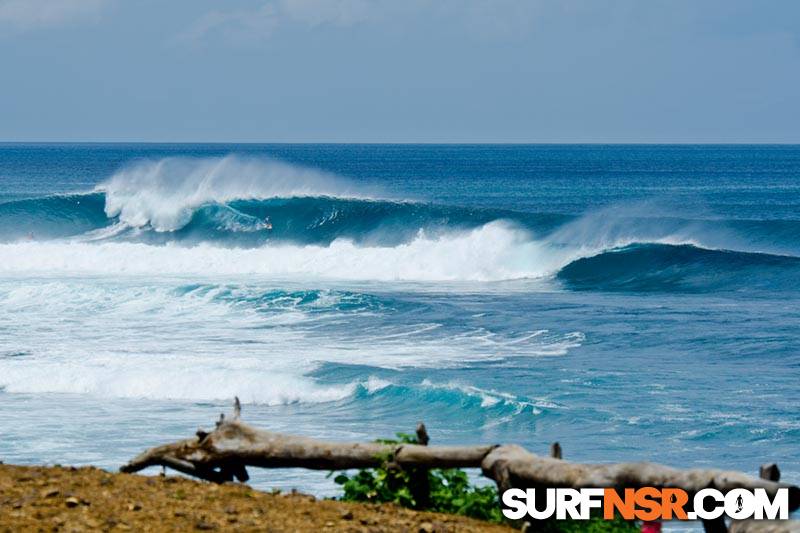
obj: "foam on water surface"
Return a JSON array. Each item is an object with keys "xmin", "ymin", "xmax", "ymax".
[{"xmin": 1, "ymin": 144, "xmax": 799, "ymax": 499}]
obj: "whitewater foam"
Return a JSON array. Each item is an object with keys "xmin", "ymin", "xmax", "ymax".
[
  {"xmin": 0, "ymin": 276, "xmax": 585, "ymax": 403},
  {"xmin": 99, "ymin": 156, "xmax": 372, "ymax": 231},
  {"xmin": 0, "ymin": 355, "xmax": 359, "ymax": 405},
  {"xmin": 0, "ymin": 221, "xmax": 576, "ymax": 281}
]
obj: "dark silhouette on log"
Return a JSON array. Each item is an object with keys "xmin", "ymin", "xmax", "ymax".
[
  {"xmin": 550, "ymin": 442, "xmax": 562, "ymax": 460},
  {"xmin": 415, "ymin": 422, "xmax": 430, "ymax": 446},
  {"xmin": 760, "ymin": 464, "xmax": 781, "ymax": 483}
]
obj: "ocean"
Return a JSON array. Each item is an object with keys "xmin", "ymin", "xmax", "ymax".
[{"xmin": 0, "ymin": 143, "xmax": 798, "ymax": 496}]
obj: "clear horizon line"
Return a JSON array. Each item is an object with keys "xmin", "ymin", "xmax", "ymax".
[{"xmin": 2, "ymin": 140, "xmax": 800, "ymax": 146}]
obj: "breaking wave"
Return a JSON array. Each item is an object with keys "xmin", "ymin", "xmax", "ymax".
[
  {"xmin": 557, "ymin": 243, "xmax": 800, "ymax": 292},
  {"xmin": 1, "ymin": 155, "xmax": 799, "ymax": 291}
]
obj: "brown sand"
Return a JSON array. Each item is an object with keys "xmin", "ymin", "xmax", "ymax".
[{"xmin": 0, "ymin": 463, "xmax": 512, "ymax": 532}]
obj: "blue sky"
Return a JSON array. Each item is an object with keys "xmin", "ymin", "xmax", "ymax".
[{"xmin": 1, "ymin": 0, "xmax": 798, "ymax": 142}]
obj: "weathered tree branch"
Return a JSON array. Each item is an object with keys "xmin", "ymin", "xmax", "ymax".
[
  {"xmin": 480, "ymin": 445, "xmax": 800, "ymax": 511},
  {"xmin": 120, "ymin": 400, "xmax": 800, "ymax": 514}
]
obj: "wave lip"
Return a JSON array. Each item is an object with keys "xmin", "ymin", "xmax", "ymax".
[{"xmin": 98, "ymin": 155, "xmax": 371, "ymax": 231}]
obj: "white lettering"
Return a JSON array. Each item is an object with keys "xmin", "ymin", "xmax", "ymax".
[{"xmin": 501, "ymin": 488, "xmax": 527, "ymax": 520}]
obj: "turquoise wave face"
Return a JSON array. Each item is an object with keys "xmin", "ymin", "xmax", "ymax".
[
  {"xmin": 176, "ymin": 197, "xmax": 523, "ymax": 246},
  {"xmin": 0, "ymin": 193, "xmax": 109, "ymax": 240},
  {"xmin": 171, "ymin": 285, "xmax": 403, "ymax": 315},
  {"xmin": 558, "ymin": 243, "xmax": 800, "ymax": 293},
  {"xmin": 0, "ymin": 192, "xmax": 532, "ymax": 244}
]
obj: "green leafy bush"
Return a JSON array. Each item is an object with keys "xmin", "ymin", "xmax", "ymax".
[
  {"xmin": 332, "ymin": 432, "xmax": 504, "ymax": 522},
  {"xmin": 332, "ymin": 432, "xmax": 639, "ymax": 532}
]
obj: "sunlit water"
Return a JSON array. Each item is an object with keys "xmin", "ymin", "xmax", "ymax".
[{"xmin": 1, "ymin": 144, "xmax": 798, "ymax": 508}]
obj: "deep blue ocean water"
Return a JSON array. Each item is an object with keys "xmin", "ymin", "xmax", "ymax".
[{"xmin": 0, "ymin": 144, "xmax": 798, "ymax": 501}]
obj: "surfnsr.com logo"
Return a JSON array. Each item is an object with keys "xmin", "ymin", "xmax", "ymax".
[{"xmin": 501, "ymin": 487, "xmax": 790, "ymax": 521}]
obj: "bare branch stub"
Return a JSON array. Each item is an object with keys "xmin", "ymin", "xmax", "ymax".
[
  {"xmin": 759, "ymin": 463, "xmax": 780, "ymax": 482},
  {"xmin": 550, "ymin": 442, "xmax": 562, "ymax": 460},
  {"xmin": 233, "ymin": 397, "xmax": 242, "ymax": 420},
  {"xmin": 416, "ymin": 422, "xmax": 430, "ymax": 446}
]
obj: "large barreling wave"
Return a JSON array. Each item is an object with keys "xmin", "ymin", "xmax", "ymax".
[{"xmin": 1, "ymin": 155, "xmax": 799, "ymax": 291}]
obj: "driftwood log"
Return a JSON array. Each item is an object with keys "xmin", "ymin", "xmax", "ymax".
[
  {"xmin": 121, "ymin": 399, "xmax": 800, "ymax": 517},
  {"xmin": 121, "ymin": 399, "xmax": 492, "ymax": 483}
]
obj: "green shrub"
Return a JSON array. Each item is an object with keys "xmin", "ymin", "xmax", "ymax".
[
  {"xmin": 332, "ymin": 432, "xmax": 504, "ymax": 523},
  {"xmin": 331, "ymin": 432, "xmax": 639, "ymax": 532}
]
